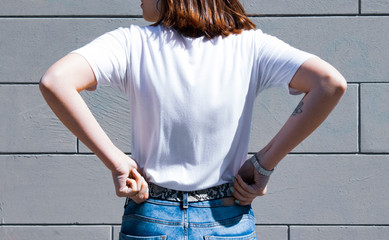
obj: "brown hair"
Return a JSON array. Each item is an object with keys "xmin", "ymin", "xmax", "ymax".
[{"xmin": 154, "ymin": 0, "xmax": 256, "ymax": 39}]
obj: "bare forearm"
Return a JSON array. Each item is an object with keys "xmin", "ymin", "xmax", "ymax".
[
  {"xmin": 258, "ymin": 77, "xmax": 346, "ymax": 170},
  {"xmin": 40, "ymin": 78, "xmax": 127, "ymax": 171}
]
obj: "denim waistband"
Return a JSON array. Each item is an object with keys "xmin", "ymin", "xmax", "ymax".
[{"xmin": 125, "ymin": 182, "xmax": 233, "ymax": 206}]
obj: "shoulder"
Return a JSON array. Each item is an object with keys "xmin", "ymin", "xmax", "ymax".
[
  {"xmin": 104, "ymin": 24, "xmax": 163, "ymax": 40},
  {"xmin": 95, "ymin": 24, "xmax": 164, "ymax": 50},
  {"xmin": 225, "ymin": 28, "xmax": 266, "ymax": 45},
  {"xmin": 129, "ymin": 24, "xmax": 166, "ymax": 38},
  {"xmin": 236, "ymin": 28, "xmax": 264, "ymax": 38}
]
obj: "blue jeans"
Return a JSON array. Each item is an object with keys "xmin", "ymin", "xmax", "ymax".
[{"xmin": 120, "ymin": 195, "xmax": 257, "ymax": 240}]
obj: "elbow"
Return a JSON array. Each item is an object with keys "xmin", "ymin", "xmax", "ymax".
[
  {"xmin": 39, "ymin": 70, "xmax": 64, "ymax": 95},
  {"xmin": 317, "ymin": 71, "xmax": 347, "ymax": 99},
  {"xmin": 39, "ymin": 72, "xmax": 53, "ymax": 95},
  {"xmin": 39, "ymin": 73, "xmax": 51, "ymax": 93},
  {"xmin": 333, "ymin": 69, "xmax": 347, "ymax": 94},
  {"xmin": 330, "ymin": 74, "xmax": 347, "ymax": 97}
]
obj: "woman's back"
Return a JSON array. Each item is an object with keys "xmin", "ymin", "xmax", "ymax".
[{"xmin": 74, "ymin": 23, "xmax": 313, "ymax": 190}]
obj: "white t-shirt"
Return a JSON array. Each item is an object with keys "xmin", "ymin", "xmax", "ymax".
[{"xmin": 73, "ymin": 24, "xmax": 314, "ymax": 191}]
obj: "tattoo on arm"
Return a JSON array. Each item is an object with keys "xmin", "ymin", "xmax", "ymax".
[{"xmin": 292, "ymin": 101, "xmax": 304, "ymax": 116}]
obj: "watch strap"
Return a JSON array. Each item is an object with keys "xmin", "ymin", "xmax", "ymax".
[{"xmin": 250, "ymin": 154, "xmax": 274, "ymax": 177}]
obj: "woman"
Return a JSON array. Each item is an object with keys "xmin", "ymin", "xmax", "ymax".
[{"xmin": 40, "ymin": 0, "xmax": 346, "ymax": 239}]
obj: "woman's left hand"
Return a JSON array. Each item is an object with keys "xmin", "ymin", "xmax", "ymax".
[{"xmin": 232, "ymin": 159, "xmax": 270, "ymax": 206}]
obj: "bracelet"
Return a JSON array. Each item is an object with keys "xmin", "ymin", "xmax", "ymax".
[{"xmin": 250, "ymin": 154, "xmax": 274, "ymax": 177}]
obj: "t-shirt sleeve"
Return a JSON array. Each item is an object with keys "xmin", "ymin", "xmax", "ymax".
[
  {"xmin": 255, "ymin": 30, "xmax": 316, "ymax": 95},
  {"xmin": 72, "ymin": 27, "xmax": 130, "ymax": 93}
]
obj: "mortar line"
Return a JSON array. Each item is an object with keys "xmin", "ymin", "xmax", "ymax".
[
  {"xmin": 0, "ymin": 152, "xmax": 133, "ymax": 156},
  {"xmin": 358, "ymin": 83, "xmax": 362, "ymax": 153},
  {"xmin": 0, "ymin": 82, "xmax": 39, "ymax": 85},
  {"xmin": 76, "ymin": 138, "xmax": 80, "ymax": 154},
  {"xmin": 0, "ymin": 15, "xmax": 143, "ymax": 19},
  {"xmin": 288, "ymin": 225, "xmax": 291, "ymax": 240},
  {"xmin": 0, "ymin": 82, "xmax": 387, "ymax": 86},
  {"xmin": 250, "ymin": 152, "xmax": 389, "ymax": 155},
  {"xmin": 1, "ymin": 14, "xmax": 389, "ymax": 19},
  {"xmin": 2, "ymin": 152, "xmax": 389, "ymax": 156},
  {"xmin": 2, "ymin": 223, "xmax": 389, "ymax": 227}
]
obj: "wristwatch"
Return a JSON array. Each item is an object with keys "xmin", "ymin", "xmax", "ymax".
[{"xmin": 250, "ymin": 154, "xmax": 274, "ymax": 177}]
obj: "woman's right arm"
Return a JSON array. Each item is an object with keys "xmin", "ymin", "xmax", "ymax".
[{"xmin": 39, "ymin": 53, "xmax": 148, "ymax": 203}]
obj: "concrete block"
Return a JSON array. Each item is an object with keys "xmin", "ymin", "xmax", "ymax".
[
  {"xmin": 0, "ymin": 155, "xmax": 124, "ymax": 224},
  {"xmin": 252, "ymin": 17, "xmax": 389, "ymax": 83},
  {"xmin": 0, "ymin": 18, "xmax": 148, "ymax": 83},
  {"xmin": 251, "ymin": 154, "xmax": 389, "ymax": 224},
  {"xmin": 290, "ymin": 226, "xmax": 389, "ymax": 240},
  {"xmin": 249, "ymin": 84, "xmax": 358, "ymax": 153},
  {"xmin": 0, "ymin": 0, "xmax": 142, "ymax": 16},
  {"xmin": 0, "ymin": 226, "xmax": 111, "ymax": 240},
  {"xmin": 79, "ymin": 87, "xmax": 132, "ymax": 153},
  {"xmin": 241, "ymin": 0, "xmax": 358, "ymax": 15},
  {"xmin": 362, "ymin": 0, "xmax": 389, "ymax": 13},
  {"xmin": 0, "ymin": 85, "xmax": 75, "ymax": 153},
  {"xmin": 256, "ymin": 226, "xmax": 288, "ymax": 240},
  {"xmin": 361, "ymin": 83, "xmax": 389, "ymax": 152}
]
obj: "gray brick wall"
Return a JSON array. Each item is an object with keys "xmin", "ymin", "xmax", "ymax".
[{"xmin": 1, "ymin": 0, "xmax": 388, "ymax": 239}]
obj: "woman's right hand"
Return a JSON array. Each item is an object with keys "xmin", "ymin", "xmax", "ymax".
[{"xmin": 111, "ymin": 154, "xmax": 149, "ymax": 204}]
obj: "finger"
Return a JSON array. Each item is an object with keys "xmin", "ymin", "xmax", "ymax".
[
  {"xmin": 130, "ymin": 182, "xmax": 149, "ymax": 204},
  {"xmin": 232, "ymin": 185, "xmax": 255, "ymax": 204},
  {"xmin": 116, "ymin": 181, "xmax": 137, "ymax": 198},
  {"xmin": 233, "ymin": 181, "xmax": 255, "ymax": 200},
  {"xmin": 131, "ymin": 168, "xmax": 143, "ymax": 190},
  {"xmin": 137, "ymin": 177, "xmax": 149, "ymax": 200},
  {"xmin": 126, "ymin": 178, "xmax": 137, "ymax": 191},
  {"xmin": 120, "ymin": 178, "xmax": 138, "ymax": 197},
  {"xmin": 235, "ymin": 174, "xmax": 258, "ymax": 195},
  {"xmin": 232, "ymin": 180, "xmax": 255, "ymax": 204},
  {"xmin": 131, "ymin": 168, "xmax": 149, "ymax": 200},
  {"xmin": 233, "ymin": 176, "xmax": 257, "ymax": 199}
]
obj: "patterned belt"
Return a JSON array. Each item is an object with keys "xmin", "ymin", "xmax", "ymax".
[{"xmin": 125, "ymin": 182, "xmax": 233, "ymax": 206}]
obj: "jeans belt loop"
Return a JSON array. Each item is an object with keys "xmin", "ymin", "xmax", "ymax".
[{"xmin": 182, "ymin": 192, "xmax": 189, "ymax": 209}]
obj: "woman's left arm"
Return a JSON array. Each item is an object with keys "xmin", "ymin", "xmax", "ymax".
[{"xmin": 232, "ymin": 57, "xmax": 347, "ymax": 205}]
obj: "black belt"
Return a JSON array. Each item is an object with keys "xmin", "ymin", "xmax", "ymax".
[{"xmin": 125, "ymin": 182, "xmax": 233, "ymax": 206}]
